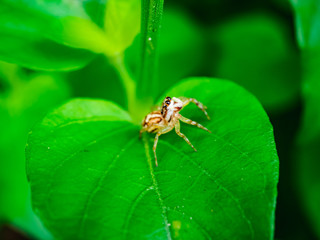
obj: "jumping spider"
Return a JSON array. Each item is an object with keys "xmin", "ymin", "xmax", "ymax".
[{"xmin": 140, "ymin": 96, "xmax": 211, "ymax": 166}]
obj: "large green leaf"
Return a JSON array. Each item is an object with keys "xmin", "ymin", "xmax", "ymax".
[
  {"xmin": 26, "ymin": 78, "xmax": 279, "ymax": 239},
  {"xmin": 0, "ymin": 0, "xmax": 141, "ymax": 70},
  {"xmin": 2, "ymin": 0, "xmax": 109, "ymax": 52},
  {"xmin": 0, "ymin": 1, "xmax": 97, "ymax": 70}
]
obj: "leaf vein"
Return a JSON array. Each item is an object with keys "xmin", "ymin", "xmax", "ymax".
[
  {"xmin": 53, "ymin": 117, "xmax": 131, "ymax": 129},
  {"xmin": 143, "ymin": 135, "xmax": 172, "ymax": 240},
  {"xmin": 122, "ymin": 185, "xmax": 155, "ymax": 238},
  {"xmin": 78, "ymin": 137, "xmax": 138, "ymax": 237},
  {"xmin": 159, "ymin": 140, "xmax": 255, "ymax": 239},
  {"xmin": 45, "ymin": 125, "xmax": 134, "ymax": 216},
  {"xmin": 209, "ymin": 131, "xmax": 267, "ymax": 196}
]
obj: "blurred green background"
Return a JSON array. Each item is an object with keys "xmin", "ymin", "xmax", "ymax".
[{"xmin": 0, "ymin": 0, "xmax": 319, "ymax": 239}]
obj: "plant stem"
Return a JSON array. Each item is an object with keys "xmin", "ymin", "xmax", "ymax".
[
  {"xmin": 106, "ymin": 0, "xmax": 165, "ymax": 123},
  {"xmin": 139, "ymin": 0, "xmax": 165, "ymax": 100},
  {"xmin": 109, "ymin": 53, "xmax": 137, "ymax": 118}
]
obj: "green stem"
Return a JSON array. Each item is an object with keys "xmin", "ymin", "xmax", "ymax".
[
  {"xmin": 109, "ymin": 53, "xmax": 137, "ymax": 116},
  {"xmin": 106, "ymin": 0, "xmax": 165, "ymax": 123},
  {"xmin": 139, "ymin": 0, "xmax": 165, "ymax": 100}
]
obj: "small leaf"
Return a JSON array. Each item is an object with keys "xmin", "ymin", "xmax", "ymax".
[{"xmin": 27, "ymin": 78, "xmax": 279, "ymax": 239}]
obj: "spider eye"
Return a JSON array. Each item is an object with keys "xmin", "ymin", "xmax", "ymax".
[
  {"xmin": 166, "ymin": 96, "xmax": 171, "ymax": 100},
  {"xmin": 165, "ymin": 100, "xmax": 170, "ymax": 105}
]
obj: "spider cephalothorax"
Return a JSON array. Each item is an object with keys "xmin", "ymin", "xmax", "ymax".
[{"xmin": 140, "ymin": 96, "xmax": 211, "ymax": 166}]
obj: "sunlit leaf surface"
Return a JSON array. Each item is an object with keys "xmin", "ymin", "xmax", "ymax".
[
  {"xmin": 104, "ymin": 0, "xmax": 141, "ymax": 54},
  {"xmin": 26, "ymin": 78, "xmax": 279, "ymax": 239},
  {"xmin": 0, "ymin": 0, "xmax": 141, "ymax": 70}
]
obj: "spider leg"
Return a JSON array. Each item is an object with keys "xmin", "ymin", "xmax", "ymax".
[
  {"xmin": 179, "ymin": 115, "xmax": 211, "ymax": 133},
  {"xmin": 153, "ymin": 133, "xmax": 161, "ymax": 167},
  {"xmin": 175, "ymin": 120, "xmax": 197, "ymax": 152},
  {"xmin": 179, "ymin": 97, "xmax": 210, "ymax": 120},
  {"xmin": 139, "ymin": 128, "xmax": 146, "ymax": 138},
  {"xmin": 153, "ymin": 126, "xmax": 174, "ymax": 167}
]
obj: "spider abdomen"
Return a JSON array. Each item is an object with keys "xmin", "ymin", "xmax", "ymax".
[{"xmin": 142, "ymin": 111, "xmax": 164, "ymax": 133}]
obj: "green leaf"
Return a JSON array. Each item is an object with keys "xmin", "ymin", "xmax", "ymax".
[
  {"xmin": 0, "ymin": 3, "xmax": 95, "ymax": 71},
  {"xmin": 290, "ymin": 0, "xmax": 320, "ymax": 50},
  {"xmin": 3, "ymin": 0, "xmax": 109, "ymax": 52},
  {"xmin": 103, "ymin": 0, "xmax": 141, "ymax": 54},
  {"xmin": 26, "ymin": 78, "xmax": 279, "ymax": 239},
  {"xmin": 0, "ymin": 0, "xmax": 141, "ymax": 70},
  {"xmin": 0, "ymin": 62, "xmax": 69, "ymax": 239},
  {"xmin": 211, "ymin": 12, "xmax": 301, "ymax": 111},
  {"xmin": 0, "ymin": 1, "xmax": 103, "ymax": 70},
  {"xmin": 291, "ymin": 1, "xmax": 320, "ymax": 238}
]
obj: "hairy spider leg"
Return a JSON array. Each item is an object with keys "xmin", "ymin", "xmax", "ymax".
[
  {"xmin": 153, "ymin": 133, "xmax": 160, "ymax": 167},
  {"xmin": 139, "ymin": 128, "xmax": 145, "ymax": 138},
  {"xmin": 179, "ymin": 97, "xmax": 210, "ymax": 120},
  {"xmin": 179, "ymin": 115, "xmax": 211, "ymax": 133},
  {"xmin": 174, "ymin": 120, "xmax": 197, "ymax": 152},
  {"xmin": 153, "ymin": 126, "xmax": 173, "ymax": 167}
]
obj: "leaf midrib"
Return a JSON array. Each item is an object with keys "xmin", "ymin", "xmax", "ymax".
[{"xmin": 143, "ymin": 135, "xmax": 172, "ymax": 240}]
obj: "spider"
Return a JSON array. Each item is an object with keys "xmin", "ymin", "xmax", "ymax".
[{"xmin": 140, "ymin": 96, "xmax": 211, "ymax": 166}]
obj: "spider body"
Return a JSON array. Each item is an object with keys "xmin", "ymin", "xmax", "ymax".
[{"xmin": 140, "ymin": 96, "xmax": 211, "ymax": 166}]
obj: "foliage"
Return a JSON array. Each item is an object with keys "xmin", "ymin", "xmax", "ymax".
[
  {"xmin": 0, "ymin": 0, "xmax": 140, "ymax": 70},
  {"xmin": 7, "ymin": 0, "xmax": 320, "ymax": 238},
  {"xmin": 26, "ymin": 79, "xmax": 278, "ymax": 239},
  {"xmin": 211, "ymin": 12, "xmax": 301, "ymax": 112},
  {"xmin": 0, "ymin": 61, "xmax": 67, "ymax": 238},
  {"xmin": 291, "ymin": 0, "xmax": 320, "ymax": 238}
]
